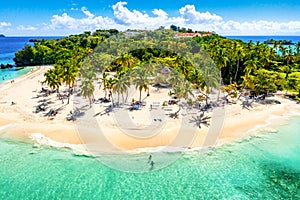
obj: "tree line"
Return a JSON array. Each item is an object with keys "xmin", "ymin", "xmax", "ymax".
[{"xmin": 13, "ymin": 27, "xmax": 300, "ymax": 104}]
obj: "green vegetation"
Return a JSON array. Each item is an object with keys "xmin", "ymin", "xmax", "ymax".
[
  {"xmin": 13, "ymin": 27, "xmax": 300, "ymax": 103},
  {"xmin": 0, "ymin": 64, "xmax": 14, "ymax": 69},
  {"xmin": 264, "ymin": 39, "xmax": 294, "ymax": 45}
]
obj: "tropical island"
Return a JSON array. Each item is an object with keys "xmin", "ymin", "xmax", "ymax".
[
  {"xmin": 0, "ymin": 34, "xmax": 5, "ymax": 37},
  {"xmin": 0, "ymin": 63, "xmax": 14, "ymax": 69},
  {"xmin": 0, "ymin": 26, "xmax": 300, "ymax": 151},
  {"xmin": 264, "ymin": 39, "xmax": 294, "ymax": 45}
]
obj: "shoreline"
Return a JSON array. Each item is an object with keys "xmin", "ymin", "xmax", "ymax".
[
  {"xmin": 0, "ymin": 65, "xmax": 300, "ymax": 153},
  {"xmin": 1, "ymin": 113, "xmax": 299, "ymax": 155}
]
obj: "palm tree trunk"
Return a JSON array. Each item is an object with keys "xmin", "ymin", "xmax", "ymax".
[
  {"xmin": 139, "ymin": 89, "xmax": 142, "ymax": 102},
  {"xmin": 89, "ymin": 96, "xmax": 92, "ymax": 108},
  {"xmin": 110, "ymin": 89, "xmax": 114, "ymax": 106},
  {"xmin": 234, "ymin": 59, "xmax": 239, "ymax": 81},
  {"xmin": 104, "ymin": 88, "xmax": 108, "ymax": 99},
  {"xmin": 121, "ymin": 93, "xmax": 125, "ymax": 104},
  {"xmin": 125, "ymin": 91, "xmax": 128, "ymax": 103},
  {"xmin": 217, "ymin": 70, "xmax": 222, "ymax": 101}
]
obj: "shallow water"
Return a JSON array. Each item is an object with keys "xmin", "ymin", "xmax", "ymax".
[
  {"xmin": 0, "ymin": 117, "xmax": 299, "ymax": 199},
  {"xmin": 0, "ymin": 67, "xmax": 35, "ymax": 84}
]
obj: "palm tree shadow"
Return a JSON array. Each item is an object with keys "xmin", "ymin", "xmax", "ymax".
[{"xmin": 188, "ymin": 112, "xmax": 211, "ymax": 128}]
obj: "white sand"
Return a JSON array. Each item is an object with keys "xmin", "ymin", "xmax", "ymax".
[{"xmin": 0, "ymin": 66, "xmax": 299, "ymax": 151}]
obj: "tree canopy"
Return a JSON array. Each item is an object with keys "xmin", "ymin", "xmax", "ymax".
[{"xmin": 14, "ymin": 26, "xmax": 300, "ymax": 100}]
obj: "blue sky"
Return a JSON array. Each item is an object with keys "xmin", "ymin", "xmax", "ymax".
[{"xmin": 1, "ymin": 0, "xmax": 300, "ymax": 36}]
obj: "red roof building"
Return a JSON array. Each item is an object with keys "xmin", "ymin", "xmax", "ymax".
[{"xmin": 174, "ymin": 32, "xmax": 211, "ymax": 38}]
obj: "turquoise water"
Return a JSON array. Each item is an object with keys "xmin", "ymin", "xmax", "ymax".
[
  {"xmin": 0, "ymin": 117, "xmax": 299, "ymax": 199},
  {"xmin": 0, "ymin": 67, "xmax": 35, "ymax": 84},
  {"xmin": 226, "ymin": 36, "xmax": 300, "ymax": 44},
  {"xmin": 226, "ymin": 36, "xmax": 300, "ymax": 55}
]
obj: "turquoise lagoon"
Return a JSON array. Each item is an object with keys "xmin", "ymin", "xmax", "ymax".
[
  {"xmin": 0, "ymin": 67, "xmax": 35, "ymax": 84},
  {"xmin": 0, "ymin": 116, "xmax": 299, "ymax": 199}
]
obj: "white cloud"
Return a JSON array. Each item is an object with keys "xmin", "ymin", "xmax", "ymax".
[
  {"xmin": 36, "ymin": 1, "xmax": 300, "ymax": 36},
  {"xmin": 112, "ymin": 2, "xmax": 150, "ymax": 25},
  {"xmin": 17, "ymin": 25, "xmax": 37, "ymax": 31},
  {"xmin": 179, "ymin": 5, "xmax": 222, "ymax": 24},
  {"xmin": 46, "ymin": 9, "xmax": 115, "ymax": 32},
  {"xmin": 49, "ymin": 13, "xmax": 77, "ymax": 29},
  {"xmin": 111, "ymin": 2, "xmax": 185, "ymax": 29},
  {"xmin": 152, "ymin": 9, "xmax": 168, "ymax": 19},
  {"xmin": 81, "ymin": 7, "xmax": 95, "ymax": 18},
  {"xmin": 0, "ymin": 22, "xmax": 11, "ymax": 29}
]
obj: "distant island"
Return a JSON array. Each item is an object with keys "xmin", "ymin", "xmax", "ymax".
[
  {"xmin": 0, "ymin": 34, "xmax": 5, "ymax": 38},
  {"xmin": 264, "ymin": 39, "xmax": 294, "ymax": 45},
  {"xmin": 29, "ymin": 38, "xmax": 43, "ymax": 42},
  {"xmin": 0, "ymin": 63, "xmax": 14, "ymax": 69}
]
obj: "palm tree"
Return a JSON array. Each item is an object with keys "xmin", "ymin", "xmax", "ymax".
[
  {"xmin": 99, "ymin": 71, "xmax": 108, "ymax": 99},
  {"xmin": 131, "ymin": 66, "xmax": 150, "ymax": 102},
  {"xmin": 244, "ymin": 53, "xmax": 259, "ymax": 75},
  {"xmin": 66, "ymin": 53, "xmax": 81, "ymax": 87},
  {"xmin": 80, "ymin": 64, "xmax": 97, "ymax": 107},
  {"xmin": 168, "ymin": 70, "xmax": 185, "ymax": 88},
  {"xmin": 113, "ymin": 76, "xmax": 131, "ymax": 104},
  {"xmin": 115, "ymin": 53, "xmax": 137, "ymax": 69},
  {"xmin": 80, "ymin": 65, "xmax": 96, "ymax": 108},
  {"xmin": 279, "ymin": 43, "xmax": 287, "ymax": 58},
  {"xmin": 273, "ymin": 40, "xmax": 279, "ymax": 51},
  {"xmin": 285, "ymin": 46, "xmax": 294, "ymax": 65},
  {"xmin": 173, "ymin": 80, "xmax": 194, "ymax": 100},
  {"xmin": 214, "ymin": 47, "xmax": 228, "ymax": 82},
  {"xmin": 234, "ymin": 47, "xmax": 244, "ymax": 82},
  {"xmin": 141, "ymin": 60, "xmax": 159, "ymax": 95},
  {"xmin": 242, "ymin": 57, "xmax": 259, "ymax": 91},
  {"xmin": 80, "ymin": 78, "xmax": 95, "ymax": 108},
  {"xmin": 106, "ymin": 77, "xmax": 116, "ymax": 104},
  {"xmin": 295, "ymin": 42, "xmax": 300, "ymax": 55},
  {"xmin": 43, "ymin": 67, "xmax": 63, "ymax": 92}
]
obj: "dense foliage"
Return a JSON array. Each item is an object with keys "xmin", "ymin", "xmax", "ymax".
[{"xmin": 13, "ymin": 27, "xmax": 300, "ymax": 102}]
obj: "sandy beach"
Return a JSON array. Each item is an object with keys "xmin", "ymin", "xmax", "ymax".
[{"xmin": 0, "ymin": 66, "xmax": 299, "ymax": 152}]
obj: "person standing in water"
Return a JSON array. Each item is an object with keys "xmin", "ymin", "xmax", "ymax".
[{"xmin": 150, "ymin": 160, "xmax": 155, "ymax": 169}]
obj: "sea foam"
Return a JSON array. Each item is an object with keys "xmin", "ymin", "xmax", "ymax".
[
  {"xmin": 29, "ymin": 133, "xmax": 90, "ymax": 156},
  {"xmin": 0, "ymin": 123, "xmax": 18, "ymax": 131}
]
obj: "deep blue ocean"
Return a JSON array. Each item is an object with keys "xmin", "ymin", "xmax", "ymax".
[
  {"xmin": 0, "ymin": 36, "xmax": 60, "ymax": 65},
  {"xmin": 0, "ymin": 36, "xmax": 60, "ymax": 83}
]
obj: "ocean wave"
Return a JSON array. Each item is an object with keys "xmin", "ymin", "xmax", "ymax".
[
  {"xmin": 28, "ymin": 133, "xmax": 214, "ymax": 155},
  {"xmin": 125, "ymin": 145, "xmax": 213, "ymax": 154},
  {"xmin": 245, "ymin": 110, "xmax": 300, "ymax": 137},
  {"xmin": 29, "ymin": 133, "xmax": 91, "ymax": 156},
  {"xmin": 0, "ymin": 123, "xmax": 18, "ymax": 131}
]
